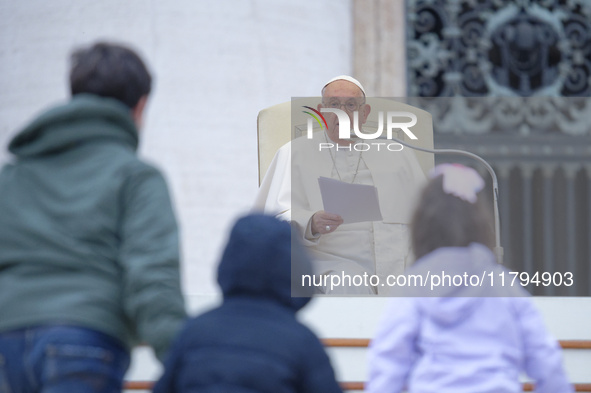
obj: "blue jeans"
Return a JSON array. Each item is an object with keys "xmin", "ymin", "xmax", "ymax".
[{"xmin": 0, "ymin": 325, "xmax": 130, "ymax": 393}]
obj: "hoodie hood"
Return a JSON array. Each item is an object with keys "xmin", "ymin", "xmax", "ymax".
[
  {"xmin": 9, "ymin": 94, "xmax": 138, "ymax": 158},
  {"xmin": 217, "ymin": 214, "xmax": 313, "ymax": 312},
  {"xmin": 405, "ymin": 243, "xmax": 516, "ymax": 326}
]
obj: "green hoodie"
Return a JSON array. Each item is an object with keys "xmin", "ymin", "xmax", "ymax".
[{"xmin": 0, "ymin": 94, "xmax": 186, "ymax": 361}]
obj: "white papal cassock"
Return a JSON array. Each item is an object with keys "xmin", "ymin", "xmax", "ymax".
[{"xmin": 254, "ymin": 131, "xmax": 426, "ymax": 294}]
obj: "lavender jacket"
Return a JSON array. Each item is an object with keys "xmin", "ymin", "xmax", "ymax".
[{"xmin": 366, "ymin": 243, "xmax": 573, "ymax": 393}]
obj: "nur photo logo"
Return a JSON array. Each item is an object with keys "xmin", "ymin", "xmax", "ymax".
[{"xmin": 302, "ymin": 105, "xmax": 419, "ymax": 151}]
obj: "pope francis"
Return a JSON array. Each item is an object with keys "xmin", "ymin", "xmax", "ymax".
[{"xmin": 255, "ymin": 76, "xmax": 427, "ymax": 295}]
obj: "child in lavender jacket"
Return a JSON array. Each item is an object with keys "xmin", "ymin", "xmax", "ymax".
[{"xmin": 366, "ymin": 164, "xmax": 573, "ymax": 393}]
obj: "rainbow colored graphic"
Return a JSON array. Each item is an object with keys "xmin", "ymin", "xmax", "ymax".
[{"xmin": 302, "ymin": 106, "xmax": 328, "ymax": 130}]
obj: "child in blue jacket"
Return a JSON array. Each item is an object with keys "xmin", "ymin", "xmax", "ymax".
[{"xmin": 154, "ymin": 214, "xmax": 342, "ymax": 393}]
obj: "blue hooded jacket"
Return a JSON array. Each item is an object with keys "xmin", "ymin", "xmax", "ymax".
[{"xmin": 154, "ymin": 214, "xmax": 342, "ymax": 393}]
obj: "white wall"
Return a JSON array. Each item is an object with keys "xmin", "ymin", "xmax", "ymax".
[{"xmin": 0, "ymin": 0, "xmax": 352, "ymax": 296}]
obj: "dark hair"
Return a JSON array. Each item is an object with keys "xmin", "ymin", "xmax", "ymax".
[
  {"xmin": 411, "ymin": 175, "xmax": 494, "ymax": 260},
  {"xmin": 70, "ymin": 42, "xmax": 152, "ymax": 108}
]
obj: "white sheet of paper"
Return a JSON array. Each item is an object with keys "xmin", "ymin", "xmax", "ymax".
[{"xmin": 318, "ymin": 176, "xmax": 383, "ymax": 224}]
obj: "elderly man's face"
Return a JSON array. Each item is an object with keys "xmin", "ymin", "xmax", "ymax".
[{"xmin": 318, "ymin": 80, "xmax": 370, "ymax": 145}]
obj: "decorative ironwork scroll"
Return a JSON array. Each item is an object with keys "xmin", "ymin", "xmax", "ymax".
[
  {"xmin": 407, "ymin": 0, "xmax": 591, "ymax": 98},
  {"xmin": 406, "ymin": 0, "xmax": 591, "ymax": 295}
]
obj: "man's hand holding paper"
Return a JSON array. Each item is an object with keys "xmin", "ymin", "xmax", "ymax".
[{"xmin": 311, "ymin": 210, "xmax": 344, "ymax": 235}]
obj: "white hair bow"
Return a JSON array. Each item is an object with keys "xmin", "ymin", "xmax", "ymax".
[{"xmin": 429, "ymin": 164, "xmax": 485, "ymax": 204}]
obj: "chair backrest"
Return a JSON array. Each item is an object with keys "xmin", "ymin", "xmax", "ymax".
[{"xmin": 257, "ymin": 98, "xmax": 435, "ymax": 184}]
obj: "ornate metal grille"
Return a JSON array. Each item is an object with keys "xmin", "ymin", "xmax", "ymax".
[
  {"xmin": 406, "ymin": 0, "xmax": 591, "ymax": 295},
  {"xmin": 407, "ymin": 0, "xmax": 591, "ymax": 97}
]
